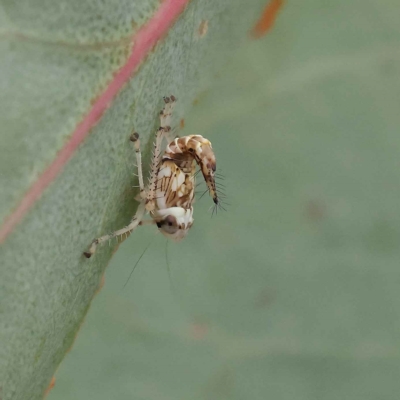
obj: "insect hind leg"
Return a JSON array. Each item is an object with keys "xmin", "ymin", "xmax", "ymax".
[
  {"xmin": 84, "ymin": 133, "xmax": 148, "ymax": 258},
  {"xmin": 84, "ymin": 202, "xmax": 147, "ymax": 258},
  {"xmin": 146, "ymin": 96, "xmax": 177, "ymax": 206}
]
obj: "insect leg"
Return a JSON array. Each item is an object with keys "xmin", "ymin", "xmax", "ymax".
[
  {"xmin": 160, "ymin": 95, "xmax": 176, "ymax": 132},
  {"xmin": 139, "ymin": 219, "xmax": 157, "ymax": 226},
  {"xmin": 129, "ymin": 132, "xmax": 146, "ymax": 199},
  {"xmin": 145, "ymin": 97, "xmax": 176, "ymax": 207},
  {"xmin": 84, "ymin": 201, "xmax": 146, "ymax": 258}
]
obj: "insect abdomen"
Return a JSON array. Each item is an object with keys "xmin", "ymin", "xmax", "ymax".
[{"xmin": 164, "ymin": 135, "xmax": 218, "ymax": 204}]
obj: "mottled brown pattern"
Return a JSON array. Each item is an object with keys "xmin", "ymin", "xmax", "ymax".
[
  {"xmin": 157, "ymin": 161, "xmax": 195, "ymax": 209},
  {"xmin": 163, "ymin": 135, "xmax": 218, "ymax": 204},
  {"xmin": 84, "ymin": 97, "xmax": 218, "ymax": 256}
]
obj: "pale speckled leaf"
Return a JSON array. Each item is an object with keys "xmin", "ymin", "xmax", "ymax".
[{"xmin": 0, "ymin": 0, "xmax": 160, "ymax": 43}]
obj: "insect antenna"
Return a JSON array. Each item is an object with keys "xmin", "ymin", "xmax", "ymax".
[
  {"xmin": 165, "ymin": 239, "xmax": 176, "ymax": 294},
  {"xmin": 195, "ymin": 179, "xmax": 206, "ymax": 195},
  {"xmin": 122, "ymin": 236, "xmax": 155, "ymax": 290},
  {"xmin": 215, "ymin": 186, "xmax": 227, "ymax": 196},
  {"xmin": 217, "ymin": 190, "xmax": 230, "ymax": 206},
  {"xmin": 198, "ymin": 188, "xmax": 210, "ymax": 201},
  {"xmin": 213, "ymin": 185, "xmax": 230, "ymax": 214},
  {"xmin": 209, "ymin": 200, "xmax": 228, "ymax": 217},
  {"xmin": 214, "ymin": 167, "xmax": 229, "ymax": 208},
  {"xmin": 190, "ymin": 171, "xmax": 202, "ymax": 185},
  {"xmin": 193, "ymin": 168, "xmax": 202, "ymax": 178},
  {"xmin": 217, "ymin": 202, "xmax": 228, "ymax": 211},
  {"xmin": 195, "ymin": 181, "xmax": 205, "ymax": 188}
]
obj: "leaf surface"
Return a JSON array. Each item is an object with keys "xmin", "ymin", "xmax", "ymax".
[
  {"xmin": 50, "ymin": 0, "xmax": 400, "ymax": 399},
  {"xmin": 0, "ymin": 0, "xmax": 262, "ymax": 398}
]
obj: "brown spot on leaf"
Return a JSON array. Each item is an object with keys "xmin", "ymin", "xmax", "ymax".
[
  {"xmin": 197, "ymin": 20, "xmax": 209, "ymax": 37},
  {"xmin": 130, "ymin": 131, "xmax": 139, "ymax": 142}
]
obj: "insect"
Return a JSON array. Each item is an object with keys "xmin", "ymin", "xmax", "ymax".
[{"xmin": 84, "ymin": 96, "xmax": 222, "ymax": 258}]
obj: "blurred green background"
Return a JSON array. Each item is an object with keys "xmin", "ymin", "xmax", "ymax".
[{"xmin": 51, "ymin": 1, "xmax": 400, "ymax": 399}]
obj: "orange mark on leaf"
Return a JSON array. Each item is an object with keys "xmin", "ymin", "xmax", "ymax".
[
  {"xmin": 95, "ymin": 274, "xmax": 106, "ymax": 295},
  {"xmin": 180, "ymin": 118, "xmax": 185, "ymax": 129},
  {"xmin": 44, "ymin": 376, "xmax": 56, "ymax": 397},
  {"xmin": 251, "ymin": 0, "xmax": 284, "ymax": 39}
]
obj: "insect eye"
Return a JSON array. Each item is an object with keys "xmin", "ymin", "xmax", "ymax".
[
  {"xmin": 158, "ymin": 215, "xmax": 179, "ymax": 235},
  {"xmin": 188, "ymin": 148, "xmax": 195, "ymax": 153}
]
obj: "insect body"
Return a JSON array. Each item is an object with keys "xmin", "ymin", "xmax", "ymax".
[{"xmin": 84, "ymin": 96, "xmax": 219, "ymax": 258}]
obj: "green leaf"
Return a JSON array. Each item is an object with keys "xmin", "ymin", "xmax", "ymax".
[
  {"xmin": 0, "ymin": 0, "xmax": 262, "ymax": 398},
  {"xmin": 47, "ymin": 0, "xmax": 400, "ymax": 399}
]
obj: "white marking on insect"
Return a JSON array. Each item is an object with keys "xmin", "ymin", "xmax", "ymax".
[{"xmin": 84, "ymin": 96, "xmax": 222, "ymax": 258}]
